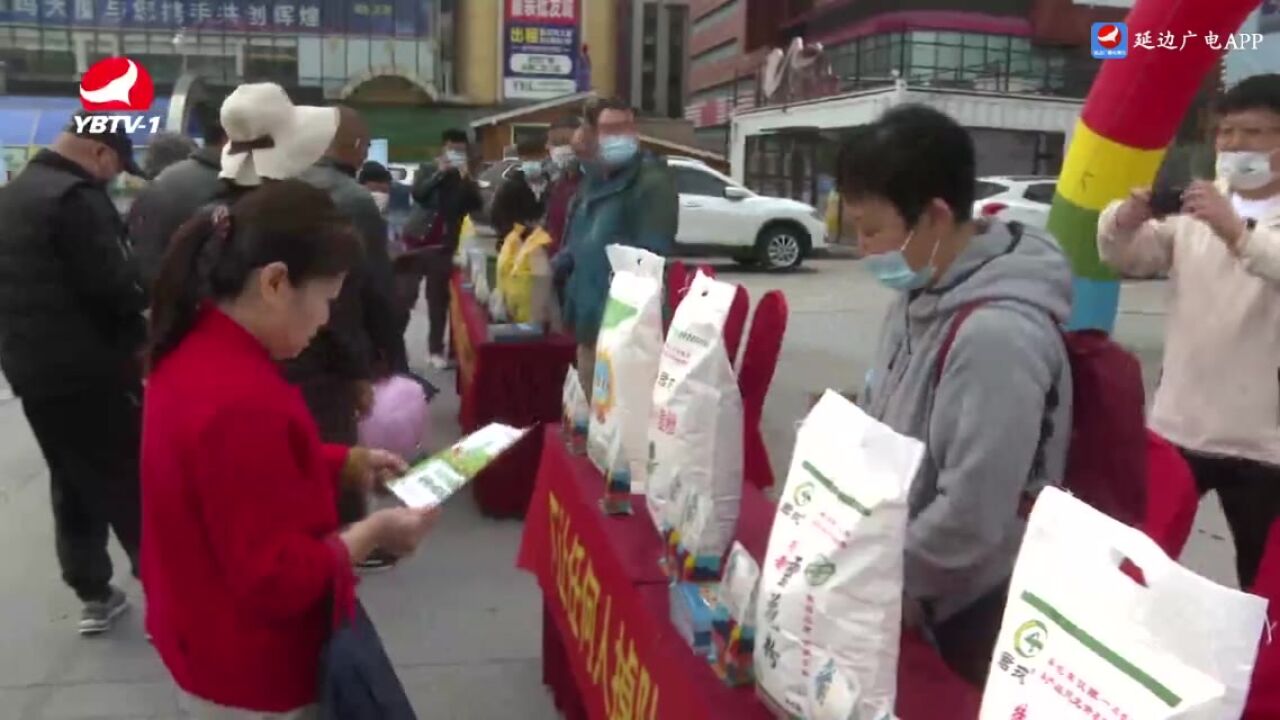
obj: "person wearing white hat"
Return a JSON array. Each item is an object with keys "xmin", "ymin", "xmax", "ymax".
[{"xmin": 218, "ymin": 82, "xmax": 339, "ymax": 189}]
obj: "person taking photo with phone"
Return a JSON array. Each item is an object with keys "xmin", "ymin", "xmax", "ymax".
[
  {"xmin": 1097, "ymin": 73, "xmax": 1280, "ymax": 590},
  {"xmin": 399, "ymin": 129, "xmax": 483, "ymax": 370}
]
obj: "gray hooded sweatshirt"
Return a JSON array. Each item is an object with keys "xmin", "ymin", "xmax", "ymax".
[{"xmin": 863, "ymin": 220, "xmax": 1073, "ymax": 622}]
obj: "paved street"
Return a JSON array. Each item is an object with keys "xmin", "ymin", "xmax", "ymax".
[{"xmin": 0, "ymin": 251, "xmax": 1233, "ymax": 719}]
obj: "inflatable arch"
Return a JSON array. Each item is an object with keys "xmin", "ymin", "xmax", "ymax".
[{"xmin": 1051, "ymin": 0, "xmax": 1262, "ymax": 332}]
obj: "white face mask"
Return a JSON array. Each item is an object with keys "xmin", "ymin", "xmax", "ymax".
[
  {"xmin": 550, "ymin": 146, "xmax": 576, "ymax": 169},
  {"xmin": 370, "ymin": 191, "xmax": 390, "ymax": 213},
  {"xmin": 1216, "ymin": 150, "xmax": 1277, "ymax": 191}
]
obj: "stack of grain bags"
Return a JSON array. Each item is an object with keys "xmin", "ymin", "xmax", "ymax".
[{"xmin": 563, "ymin": 247, "xmax": 1276, "ymax": 720}]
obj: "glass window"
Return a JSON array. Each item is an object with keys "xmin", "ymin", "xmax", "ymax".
[
  {"xmin": 987, "ymin": 35, "xmax": 1010, "ymax": 51},
  {"xmin": 675, "ymin": 167, "xmax": 728, "ymax": 197},
  {"xmin": 962, "ymin": 45, "xmax": 986, "ymax": 71},
  {"xmin": 912, "ymin": 44, "xmax": 937, "ymax": 69},
  {"xmin": 1023, "ymin": 182, "xmax": 1056, "ymax": 203},
  {"xmin": 1008, "ymin": 51, "xmax": 1031, "ymax": 74},
  {"xmin": 913, "ymin": 30, "xmax": 937, "ymax": 43},
  {"xmin": 975, "ymin": 181, "xmax": 1008, "ymax": 199},
  {"xmin": 938, "ymin": 32, "xmax": 962, "ymax": 45},
  {"xmin": 936, "ymin": 43, "xmax": 961, "ymax": 68},
  {"xmin": 1010, "ymin": 37, "xmax": 1031, "ymax": 52}
]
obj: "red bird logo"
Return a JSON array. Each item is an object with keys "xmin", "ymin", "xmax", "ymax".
[
  {"xmin": 79, "ymin": 57, "xmax": 155, "ymax": 111},
  {"xmin": 1096, "ymin": 25, "xmax": 1122, "ymax": 49}
]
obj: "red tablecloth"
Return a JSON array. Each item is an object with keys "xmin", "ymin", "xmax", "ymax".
[
  {"xmin": 517, "ymin": 425, "xmax": 982, "ymax": 720},
  {"xmin": 449, "ymin": 274, "xmax": 576, "ymax": 518}
]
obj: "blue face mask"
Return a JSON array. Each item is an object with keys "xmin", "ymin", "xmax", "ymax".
[
  {"xmin": 598, "ymin": 134, "xmax": 639, "ymax": 167},
  {"xmin": 521, "ymin": 160, "xmax": 545, "ymax": 178},
  {"xmin": 864, "ymin": 228, "xmax": 940, "ymax": 292},
  {"xmin": 445, "ymin": 150, "xmax": 468, "ymax": 168}
]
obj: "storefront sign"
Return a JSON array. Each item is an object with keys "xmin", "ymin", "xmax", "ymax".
[
  {"xmin": 0, "ymin": 0, "xmax": 431, "ymax": 36},
  {"xmin": 502, "ymin": 0, "xmax": 582, "ymax": 101}
]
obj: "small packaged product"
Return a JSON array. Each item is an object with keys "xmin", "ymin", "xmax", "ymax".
[{"xmin": 712, "ymin": 542, "xmax": 760, "ymax": 686}]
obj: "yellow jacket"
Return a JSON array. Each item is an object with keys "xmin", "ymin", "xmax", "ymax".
[{"xmin": 498, "ymin": 223, "xmax": 554, "ymax": 324}]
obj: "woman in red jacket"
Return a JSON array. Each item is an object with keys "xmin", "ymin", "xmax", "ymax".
[{"xmin": 140, "ymin": 180, "xmax": 438, "ymax": 718}]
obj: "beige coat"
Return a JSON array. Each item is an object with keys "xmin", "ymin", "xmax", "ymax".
[{"xmin": 1097, "ymin": 189, "xmax": 1280, "ymax": 466}]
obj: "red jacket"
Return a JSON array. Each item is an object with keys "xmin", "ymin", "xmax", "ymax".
[
  {"xmin": 141, "ymin": 307, "xmax": 356, "ymax": 712},
  {"xmin": 543, "ymin": 171, "xmax": 582, "ymax": 256}
]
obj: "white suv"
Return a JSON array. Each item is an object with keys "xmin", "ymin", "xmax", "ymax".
[
  {"xmin": 973, "ymin": 175, "xmax": 1058, "ymax": 230},
  {"xmin": 668, "ymin": 158, "xmax": 827, "ymax": 271}
]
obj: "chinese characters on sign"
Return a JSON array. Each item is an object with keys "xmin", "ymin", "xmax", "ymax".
[
  {"xmin": 503, "ymin": 0, "xmax": 582, "ymax": 100},
  {"xmin": 1133, "ymin": 30, "xmax": 1265, "ymax": 51},
  {"xmin": 548, "ymin": 492, "xmax": 661, "ymax": 720},
  {"xmin": 0, "ymin": 0, "xmax": 430, "ymax": 36}
]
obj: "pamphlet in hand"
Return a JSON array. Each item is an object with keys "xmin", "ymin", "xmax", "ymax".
[{"xmin": 386, "ymin": 423, "xmax": 527, "ymax": 509}]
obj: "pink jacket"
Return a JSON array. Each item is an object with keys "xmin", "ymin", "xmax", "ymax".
[{"xmin": 1097, "ymin": 191, "xmax": 1280, "ymax": 466}]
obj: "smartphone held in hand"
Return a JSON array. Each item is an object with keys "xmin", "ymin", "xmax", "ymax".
[{"xmin": 1148, "ymin": 186, "xmax": 1186, "ymax": 217}]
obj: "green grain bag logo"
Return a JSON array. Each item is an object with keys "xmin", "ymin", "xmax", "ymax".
[{"xmin": 1014, "ymin": 619, "xmax": 1048, "ymax": 659}]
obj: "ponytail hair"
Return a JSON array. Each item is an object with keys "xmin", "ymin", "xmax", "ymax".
[{"xmin": 146, "ymin": 179, "xmax": 363, "ymax": 371}]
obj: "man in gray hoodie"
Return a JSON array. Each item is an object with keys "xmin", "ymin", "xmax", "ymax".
[{"xmin": 839, "ymin": 105, "xmax": 1073, "ymax": 685}]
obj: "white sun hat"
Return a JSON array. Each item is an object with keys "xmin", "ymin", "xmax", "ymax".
[{"xmin": 218, "ymin": 82, "xmax": 338, "ymax": 186}]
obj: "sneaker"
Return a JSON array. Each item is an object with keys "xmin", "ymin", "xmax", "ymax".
[
  {"xmin": 79, "ymin": 587, "xmax": 129, "ymax": 636},
  {"xmin": 356, "ymin": 549, "xmax": 399, "ymax": 573},
  {"xmin": 428, "ymin": 354, "xmax": 449, "ymax": 370}
]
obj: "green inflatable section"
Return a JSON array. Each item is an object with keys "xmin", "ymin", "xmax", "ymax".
[{"xmin": 1047, "ymin": 194, "xmax": 1117, "ymax": 283}]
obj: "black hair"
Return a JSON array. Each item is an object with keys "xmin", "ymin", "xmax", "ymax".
[
  {"xmin": 551, "ymin": 115, "xmax": 583, "ymax": 132},
  {"xmin": 143, "ymin": 132, "xmax": 197, "ymax": 178},
  {"xmin": 195, "ymin": 104, "xmax": 226, "ymax": 146},
  {"xmin": 836, "ymin": 104, "xmax": 976, "ymax": 224},
  {"xmin": 1216, "ymin": 73, "xmax": 1280, "ymax": 116},
  {"xmin": 147, "ymin": 180, "xmax": 363, "ymax": 369},
  {"xmin": 585, "ymin": 97, "xmax": 633, "ymax": 127},
  {"xmin": 441, "ymin": 128, "xmax": 469, "ymax": 145},
  {"xmin": 358, "ymin": 160, "xmax": 392, "ymax": 185}
]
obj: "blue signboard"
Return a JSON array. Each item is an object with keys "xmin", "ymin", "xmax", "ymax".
[
  {"xmin": 0, "ymin": 0, "xmax": 431, "ymax": 36},
  {"xmin": 502, "ymin": 0, "xmax": 581, "ymax": 100}
]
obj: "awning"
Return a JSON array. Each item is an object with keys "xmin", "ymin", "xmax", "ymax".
[{"xmin": 0, "ymin": 95, "xmax": 172, "ymax": 147}]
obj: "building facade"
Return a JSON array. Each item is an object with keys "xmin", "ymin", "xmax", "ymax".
[
  {"xmin": 683, "ymin": 0, "xmax": 1129, "ymax": 205},
  {"xmin": 685, "ymin": 0, "xmax": 756, "ymax": 153},
  {"xmin": 613, "ymin": 0, "xmax": 690, "ymax": 119},
  {"xmin": 0, "ymin": 0, "xmax": 476, "ymax": 167}
]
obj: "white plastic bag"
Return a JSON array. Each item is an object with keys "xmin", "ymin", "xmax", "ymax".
[
  {"xmin": 647, "ymin": 271, "xmax": 744, "ymax": 579},
  {"xmin": 979, "ymin": 487, "xmax": 1269, "ymax": 720},
  {"xmin": 756, "ymin": 391, "xmax": 924, "ymax": 720},
  {"xmin": 588, "ymin": 245, "xmax": 665, "ymax": 513},
  {"xmin": 561, "ymin": 367, "xmax": 589, "ymax": 454},
  {"xmin": 487, "ymin": 284, "xmax": 509, "ymax": 322}
]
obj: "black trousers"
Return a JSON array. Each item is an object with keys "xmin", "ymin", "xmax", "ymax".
[
  {"xmin": 394, "ymin": 249, "xmax": 452, "ymax": 357},
  {"xmin": 296, "ymin": 375, "xmax": 365, "ymax": 525},
  {"xmin": 22, "ymin": 384, "xmax": 142, "ymax": 603},
  {"xmin": 1178, "ymin": 447, "xmax": 1280, "ymax": 589},
  {"xmin": 929, "ymin": 581, "xmax": 1011, "ymax": 688}
]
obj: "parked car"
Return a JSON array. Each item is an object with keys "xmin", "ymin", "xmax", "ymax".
[
  {"xmin": 973, "ymin": 175, "xmax": 1057, "ymax": 230},
  {"xmin": 668, "ymin": 158, "xmax": 827, "ymax": 271}
]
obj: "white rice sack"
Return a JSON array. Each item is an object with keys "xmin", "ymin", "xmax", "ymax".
[
  {"xmin": 756, "ymin": 391, "xmax": 923, "ymax": 720},
  {"xmin": 588, "ymin": 245, "xmax": 665, "ymax": 513},
  {"xmin": 979, "ymin": 488, "xmax": 1268, "ymax": 720},
  {"xmin": 647, "ymin": 271, "xmax": 744, "ymax": 579}
]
